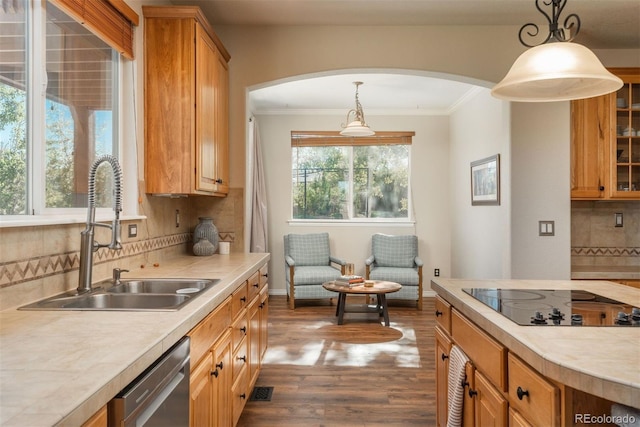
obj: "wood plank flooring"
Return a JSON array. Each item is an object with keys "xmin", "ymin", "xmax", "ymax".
[{"xmin": 238, "ymin": 295, "xmax": 437, "ymax": 427}]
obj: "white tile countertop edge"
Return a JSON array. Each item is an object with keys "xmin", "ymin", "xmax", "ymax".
[
  {"xmin": 0, "ymin": 253, "xmax": 270, "ymax": 427},
  {"xmin": 431, "ymin": 278, "xmax": 640, "ymax": 409}
]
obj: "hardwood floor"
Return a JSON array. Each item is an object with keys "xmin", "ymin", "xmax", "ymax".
[{"xmin": 238, "ymin": 295, "xmax": 437, "ymax": 427}]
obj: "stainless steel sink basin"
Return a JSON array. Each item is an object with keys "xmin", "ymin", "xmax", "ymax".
[
  {"xmin": 107, "ymin": 279, "xmax": 218, "ymax": 295},
  {"xmin": 62, "ymin": 293, "xmax": 190, "ymax": 310},
  {"xmin": 18, "ymin": 278, "xmax": 220, "ymax": 311}
]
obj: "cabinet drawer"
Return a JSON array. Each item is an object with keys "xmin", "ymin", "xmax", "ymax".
[
  {"xmin": 259, "ymin": 264, "xmax": 269, "ymax": 287},
  {"xmin": 509, "ymin": 408, "xmax": 533, "ymax": 427},
  {"xmin": 231, "ymin": 281, "xmax": 249, "ymax": 318},
  {"xmin": 435, "ymin": 295, "xmax": 451, "ymax": 334},
  {"xmin": 231, "ymin": 365, "xmax": 249, "ymax": 426},
  {"xmin": 451, "ymin": 309, "xmax": 507, "ymax": 391},
  {"xmin": 188, "ymin": 297, "xmax": 231, "ymax": 366},
  {"xmin": 232, "ymin": 337, "xmax": 248, "ymax": 381},
  {"xmin": 247, "ymin": 271, "xmax": 261, "ymax": 301},
  {"xmin": 508, "ymin": 353, "xmax": 559, "ymax": 427},
  {"xmin": 232, "ymin": 312, "xmax": 248, "ymax": 352}
]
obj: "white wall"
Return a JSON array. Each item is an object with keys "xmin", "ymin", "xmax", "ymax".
[
  {"xmin": 256, "ymin": 113, "xmax": 451, "ymax": 295},
  {"xmin": 511, "ymin": 102, "xmax": 571, "ymax": 279},
  {"xmin": 449, "ymin": 90, "xmax": 512, "ymax": 279}
]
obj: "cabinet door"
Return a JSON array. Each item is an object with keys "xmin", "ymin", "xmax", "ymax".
[
  {"xmin": 509, "ymin": 408, "xmax": 533, "ymax": 427},
  {"xmin": 571, "ymin": 95, "xmax": 609, "ymax": 199},
  {"xmin": 190, "ymin": 352, "xmax": 213, "ymax": 427},
  {"xmin": 214, "ymin": 50, "xmax": 229, "ymax": 195},
  {"xmin": 195, "ymin": 23, "xmax": 218, "ymax": 193},
  {"xmin": 81, "ymin": 405, "xmax": 107, "ymax": 427},
  {"xmin": 259, "ymin": 285, "xmax": 269, "ymax": 360},
  {"xmin": 435, "ymin": 327, "xmax": 451, "ymax": 427},
  {"xmin": 144, "ymin": 15, "xmax": 195, "ymax": 194},
  {"xmin": 249, "ymin": 296, "xmax": 261, "ymax": 388},
  {"xmin": 212, "ymin": 331, "xmax": 233, "ymax": 427},
  {"xmin": 474, "ymin": 370, "xmax": 507, "ymax": 427},
  {"xmin": 609, "ymin": 68, "xmax": 640, "ymax": 199}
]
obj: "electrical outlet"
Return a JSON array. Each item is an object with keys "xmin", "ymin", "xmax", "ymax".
[
  {"xmin": 128, "ymin": 224, "xmax": 137, "ymax": 238},
  {"xmin": 615, "ymin": 213, "xmax": 623, "ymax": 227},
  {"xmin": 434, "ymin": 268, "xmax": 440, "ymax": 277}
]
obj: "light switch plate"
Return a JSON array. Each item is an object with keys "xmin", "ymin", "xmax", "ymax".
[
  {"xmin": 539, "ymin": 220, "xmax": 554, "ymax": 236},
  {"xmin": 615, "ymin": 213, "xmax": 623, "ymax": 227},
  {"xmin": 128, "ymin": 224, "xmax": 137, "ymax": 238}
]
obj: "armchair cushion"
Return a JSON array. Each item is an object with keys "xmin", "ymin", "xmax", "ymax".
[
  {"xmin": 371, "ymin": 234, "xmax": 418, "ymax": 268},
  {"xmin": 287, "ymin": 233, "xmax": 331, "ymax": 266},
  {"xmin": 288, "ymin": 265, "xmax": 343, "ymax": 285},
  {"xmin": 368, "ymin": 267, "xmax": 420, "ymax": 285}
]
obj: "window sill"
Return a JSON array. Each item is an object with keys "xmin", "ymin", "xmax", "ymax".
[{"xmin": 0, "ymin": 214, "xmax": 147, "ymax": 228}]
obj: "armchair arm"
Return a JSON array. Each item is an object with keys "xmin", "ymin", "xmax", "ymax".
[
  {"xmin": 414, "ymin": 256, "xmax": 424, "ymax": 267},
  {"xmin": 285, "ymin": 255, "xmax": 295, "ymax": 267},
  {"xmin": 329, "ymin": 256, "xmax": 346, "ymax": 267},
  {"xmin": 365, "ymin": 255, "xmax": 375, "ymax": 266}
]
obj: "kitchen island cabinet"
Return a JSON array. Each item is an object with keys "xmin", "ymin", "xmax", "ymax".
[
  {"xmin": 432, "ymin": 278, "xmax": 639, "ymax": 427},
  {"xmin": 0, "ymin": 253, "xmax": 269, "ymax": 426},
  {"xmin": 143, "ymin": 6, "xmax": 230, "ymax": 196}
]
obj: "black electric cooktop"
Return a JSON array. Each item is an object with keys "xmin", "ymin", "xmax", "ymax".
[{"xmin": 462, "ymin": 288, "xmax": 640, "ymax": 326}]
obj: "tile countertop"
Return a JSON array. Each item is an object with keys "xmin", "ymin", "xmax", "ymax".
[
  {"xmin": 0, "ymin": 253, "xmax": 270, "ymax": 427},
  {"xmin": 571, "ymin": 265, "xmax": 640, "ymax": 280},
  {"xmin": 431, "ymin": 278, "xmax": 640, "ymax": 409}
]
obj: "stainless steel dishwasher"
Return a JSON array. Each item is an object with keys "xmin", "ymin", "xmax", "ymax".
[{"xmin": 108, "ymin": 337, "xmax": 190, "ymax": 427}]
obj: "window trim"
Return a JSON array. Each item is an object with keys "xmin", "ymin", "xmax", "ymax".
[{"xmin": 290, "ymin": 131, "xmax": 415, "ymax": 223}]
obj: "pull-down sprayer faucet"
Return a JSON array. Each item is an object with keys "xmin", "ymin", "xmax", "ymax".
[{"xmin": 77, "ymin": 155, "xmax": 123, "ymax": 294}]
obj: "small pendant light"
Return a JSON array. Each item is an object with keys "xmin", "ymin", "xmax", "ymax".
[{"xmin": 340, "ymin": 81, "xmax": 375, "ymax": 136}]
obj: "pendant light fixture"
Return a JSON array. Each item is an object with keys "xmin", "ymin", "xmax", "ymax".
[
  {"xmin": 491, "ymin": 0, "xmax": 622, "ymax": 102},
  {"xmin": 340, "ymin": 81, "xmax": 375, "ymax": 136}
]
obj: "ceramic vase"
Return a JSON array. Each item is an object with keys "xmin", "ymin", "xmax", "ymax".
[{"xmin": 193, "ymin": 217, "xmax": 219, "ymax": 256}]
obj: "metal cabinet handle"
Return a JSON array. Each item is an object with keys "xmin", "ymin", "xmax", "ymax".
[
  {"xmin": 261, "ymin": 273, "xmax": 268, "ymax": 278},
  {"xmin": 468, "ymin": 388, "xmax": 478, "ymax": 398},
  {"xmin": 215, "ymin": 361, "xmax": 224, "ymax": 370},
  {"xmin": 240, "ymin": 326, "xmax": 247, "ymax": 334},
  {"xmin": 238, "ymin": 355, "xmax": 246, "ymax": 362},
  {"xmin": 240, "ymin": 393, "xmax": 246, "ymax": 400},
  {"xmin": 517, "ymin": 386, "xmax": 529, "ymax": 400},
  {"xmin": 435, "ymin": 310, "xmax": 443, "ymax": 317},
  {"xmin": 253, "ymin": 283, "xmax": 260, "ymax": 288},
  {"xmin": 211, "ymin": 370, "xmax": 218, "ymax": 377},
  {"xmin": 241, "ymin": 296, "xmax": 247, "ymax": 302},
  {"xmin": 441, "ymin": 353, "xmax": 449, "ymax": 361}
]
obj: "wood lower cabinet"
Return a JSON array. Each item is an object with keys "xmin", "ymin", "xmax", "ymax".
[
  {"xmin": 188, "ymin": 263, "xmax": 269, "ymax": 426},
  {"xmin": 473, "ymin": 369, "xmax": 508, "ymax": 427},
  {"xmin": 509, "ymin": 408, "xmax": 533, "ymax": 427},
  {"xmin": 81, "ymin": 405, "xmax": 107, "ymax": 427},
  {"xmin": 143, "ymin": 6, "xmax": 230, "ymax": 196},
  {"xmin": 435, "ymin": 327, "xmax": 451, "ymax": 427}
]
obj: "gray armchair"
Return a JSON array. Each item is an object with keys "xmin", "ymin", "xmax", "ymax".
[
  {"xmin": 284, "ymin": 233, "xmax": 346, "ymax": 309},
  {"xmin": 365, "ymin": 233, "xmax": 423, "ymax": 310}
]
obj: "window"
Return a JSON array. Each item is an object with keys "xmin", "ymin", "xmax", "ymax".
[
  {"xmin": 0, "ymin": 0, "xmax": 134, "ymax": 217},
  {"xmin": 291, "ymin": 131, "xmax": 414, "ymax": 221}
]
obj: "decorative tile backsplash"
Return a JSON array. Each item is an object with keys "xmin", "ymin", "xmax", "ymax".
[
  {"xmin": 0, "ymin": 233, "xmax": 191, "ymax": 288},
  {"xmin": 571, "ymin": 247, "xmax": 640, "ymax": 257}
]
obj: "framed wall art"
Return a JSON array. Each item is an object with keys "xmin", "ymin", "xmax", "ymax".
[{"xmin": 471, "ymin": 154, "xmax": 500, "ymax": 206}]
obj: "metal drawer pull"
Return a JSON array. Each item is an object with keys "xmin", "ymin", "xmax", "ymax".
[{"xmin": 517, "ymin": 386, "xmax": 530, "ymax": 400}]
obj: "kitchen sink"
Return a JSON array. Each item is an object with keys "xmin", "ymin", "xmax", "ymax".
[
  {"xmin": 18, "ymin": 278, "xmax": 220, "ymax": 311},
  {"xmin": 62, "ymin": 293, "xmax": 190, "ymax": 310},
  {"xmin": 107, "ymin": 279, "xmax": 218, "ymax": 295}
]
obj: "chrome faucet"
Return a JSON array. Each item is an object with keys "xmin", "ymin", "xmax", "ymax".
[{"xmin": 77, "ymin": 155, "xmax": 123, "ymax": 294}]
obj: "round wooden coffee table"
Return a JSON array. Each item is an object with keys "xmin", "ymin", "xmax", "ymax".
[{"xmin": 322, "ymin": 280, "xmax": 402, "ymax": 326}]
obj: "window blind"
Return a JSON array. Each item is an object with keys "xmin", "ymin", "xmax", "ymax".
[
  {"xmin": 291, "ymin": 131, "xmax": 415, "ymax": 147},
  {"xmin": 49, "ymin": 0, "xmax": 139, "ymax": 59}
]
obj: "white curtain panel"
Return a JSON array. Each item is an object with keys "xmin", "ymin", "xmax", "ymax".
[{"xmin": 250, "ymin": 118, "xmax": 268, "ymax": 253}]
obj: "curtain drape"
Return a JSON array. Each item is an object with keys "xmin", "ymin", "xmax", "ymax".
[{"xmin": 250, "ymin": 118, "xmax": 268, "ymax": 253}]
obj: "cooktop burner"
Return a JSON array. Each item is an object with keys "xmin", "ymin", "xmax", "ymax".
[{"xmin": 462, "ymin": 288, "xmax": 640, "ymax": 326}]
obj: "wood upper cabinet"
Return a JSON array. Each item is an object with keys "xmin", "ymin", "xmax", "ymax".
[
  {"xmin": 143, "ymin": 6, "xmax": 230, "ymax": 196},
  {"xmin": 571, "ymin": 68, "xmax": 640, "ymax": 200},
  {"xmin": 570, "ymin": 94, "xmax": 609, "ymax": 198}
]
